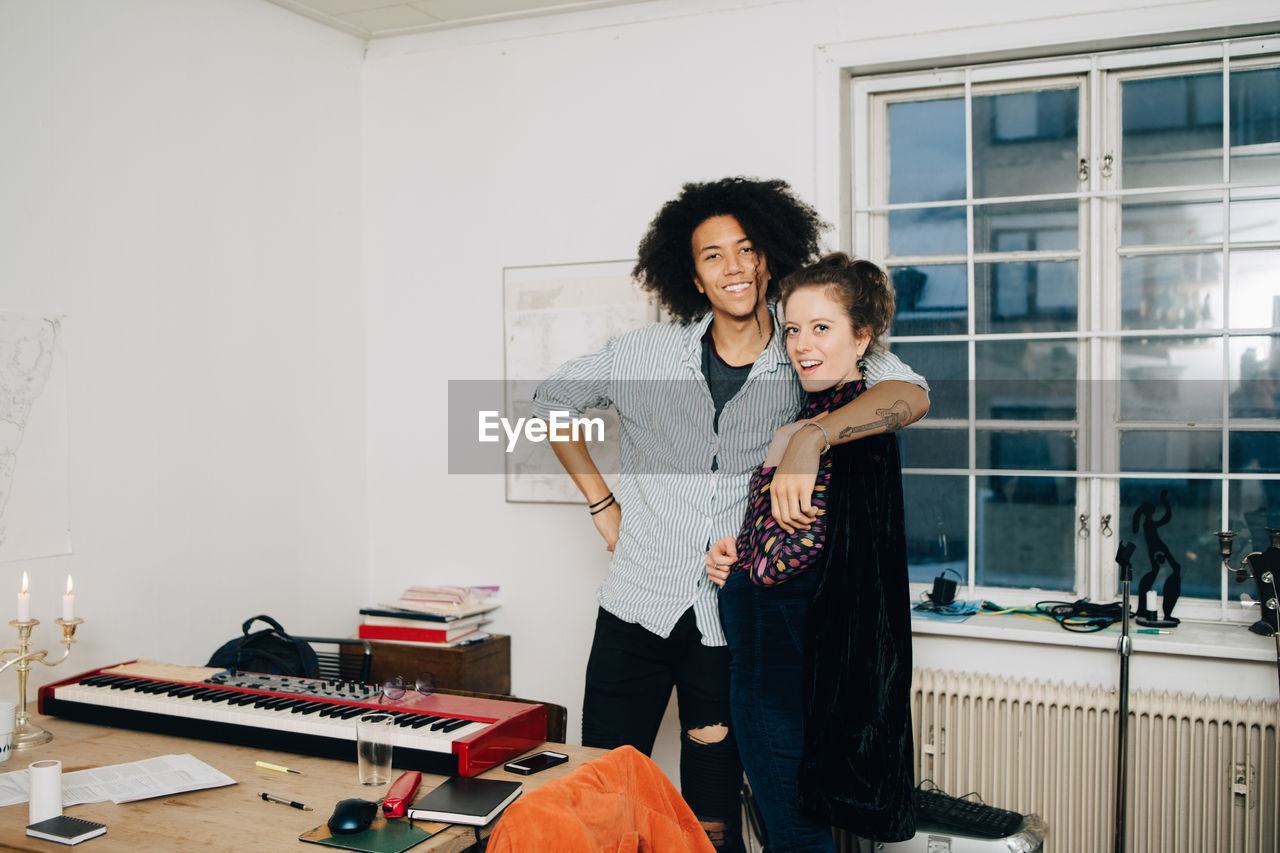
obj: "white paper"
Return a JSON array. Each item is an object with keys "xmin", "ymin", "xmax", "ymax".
[{"xmin": 0, "ymin": 753, "xmax": 235, "ymax": 808}]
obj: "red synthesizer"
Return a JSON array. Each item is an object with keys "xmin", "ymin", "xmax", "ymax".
[{"xmin": 39, "ymin": 662, "xmax": 547, "ymax": 777}]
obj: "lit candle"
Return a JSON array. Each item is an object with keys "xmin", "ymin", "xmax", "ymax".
[
  {"xmin": 17, "ymin": 572, "xmax": 30, "ymax": 622},
  {"xmin": 62, "ymin": 576, "xmax": 75, "ymax": 621}
]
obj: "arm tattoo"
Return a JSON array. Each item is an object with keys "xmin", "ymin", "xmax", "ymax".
[{"xmin": 837, "ymin": 400, "xmax": 913, "ymax": 439}]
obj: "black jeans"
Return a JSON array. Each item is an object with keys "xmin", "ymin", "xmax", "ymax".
[{"xmin": 582, "ymin": 607, "xmax": 744, "ymax": 851}]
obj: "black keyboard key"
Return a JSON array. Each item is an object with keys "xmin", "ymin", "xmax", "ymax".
[{"xmin": 917, "ymin": 789, "xmax": 1024, "ymax": 839}]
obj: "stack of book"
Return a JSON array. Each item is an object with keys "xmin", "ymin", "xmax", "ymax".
[{"xmin": 359, "ymin": 585, "xmax": 500, "ymax": 647}]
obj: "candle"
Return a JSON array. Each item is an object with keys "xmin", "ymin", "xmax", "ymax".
[
  {"xmin": 62, "ymin": 576, "xmax": 75, "ymax": 621},
  {"xmin": 17, "ymin": 572, "xmax": 30, "ymax": 622}
]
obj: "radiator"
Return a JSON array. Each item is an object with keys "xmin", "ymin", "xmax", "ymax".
[{"xmin": 909, "ymin": 668, "xmax": 1278, "ymax": 853}]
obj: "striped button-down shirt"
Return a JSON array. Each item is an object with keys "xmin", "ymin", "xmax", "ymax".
[{"xmin": 531, "ymin": 309, "xmax": 927, "ymax": 646}]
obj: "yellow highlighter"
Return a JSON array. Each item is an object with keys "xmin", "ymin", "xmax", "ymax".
[{"xmin": 256, "ymin": 760, "xmax": 302, "ymax": 775}]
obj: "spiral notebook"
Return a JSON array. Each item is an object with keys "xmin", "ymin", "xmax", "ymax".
[{"xmin": 26, "ymin": 815, "xmax": 107, "ymax": 846}]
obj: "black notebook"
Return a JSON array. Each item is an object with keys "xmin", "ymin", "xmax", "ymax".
[
  {"xmin": 26, "ymin": 815, "xmax": 107, "ymax": 845},
  {"xmin": 406, "ymin": 776, "xmax": 522, "ymax": 826}
]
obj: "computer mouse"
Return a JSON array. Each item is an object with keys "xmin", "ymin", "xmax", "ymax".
[{"xmin": 327, "ymin": 798, "xmax": 378, "ymax": 834}]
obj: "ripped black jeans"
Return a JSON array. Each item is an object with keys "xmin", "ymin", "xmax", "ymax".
[{"xmin": 582, "ymin": 607, "xmax": 745, "ymax": 852}]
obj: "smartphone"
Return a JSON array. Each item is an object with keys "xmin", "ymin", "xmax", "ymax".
[{"xmin": 504, "ymin": 750, "xmax": 569, "ymax": 775}]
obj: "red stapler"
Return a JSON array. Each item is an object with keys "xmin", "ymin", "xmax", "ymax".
[{"xmin": 382, "ymin": 770, "xmax": 422, "ymax": 818}]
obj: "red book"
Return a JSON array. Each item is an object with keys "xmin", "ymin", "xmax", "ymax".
[{"xmin": 357, "ymin": 623, "xmax": 481, "ymax": 643}]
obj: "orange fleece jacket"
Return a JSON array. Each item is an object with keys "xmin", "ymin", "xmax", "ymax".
[{"xmin": 485, "ymin": 745, "xmax": 716, "ymax": 853}]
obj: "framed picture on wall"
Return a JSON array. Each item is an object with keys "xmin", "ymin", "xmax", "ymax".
[{"xmin": 501, "ymin": 260, "xmax": 658, "ymax": 503}]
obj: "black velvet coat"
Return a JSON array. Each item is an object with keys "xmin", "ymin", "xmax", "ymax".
[{"xmin": 796, "ymin": 432, "xmax": 917, "ymax": 841}]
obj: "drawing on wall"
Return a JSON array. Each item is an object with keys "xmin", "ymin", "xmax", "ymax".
[
  {"xmin": 502, "ymin": 261, "xmax": 659, "ymax": 503},
  {"xmin": 0, "ymin": 312, "xmax": 71, "ymax": 562}
]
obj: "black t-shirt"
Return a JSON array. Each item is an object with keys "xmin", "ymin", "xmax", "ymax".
[{"xmin": 702, "ymin": 334, "xmax": 752, "ymax": 471}]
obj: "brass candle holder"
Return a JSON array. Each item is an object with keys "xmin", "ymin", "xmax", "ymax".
[{"xmin": 0, "ymin": 616, "xmax": 83, "ymax": 748}]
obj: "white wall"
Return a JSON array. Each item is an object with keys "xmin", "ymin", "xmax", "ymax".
[
  {"xmin": 361, "ymin": 0, "xmax": 1280, "ymax": 779},
  {"xmin": 0, "ymin": 0, "xmax": 366, "ymax": 702}
]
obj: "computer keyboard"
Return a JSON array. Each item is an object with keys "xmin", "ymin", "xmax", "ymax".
[{"xmin": 917, "ymin": 788, "xmax": 1025, "ymax": 838}]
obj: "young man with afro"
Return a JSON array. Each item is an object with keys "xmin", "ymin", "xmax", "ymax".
[{"xmin": 531, "ymin": 177, "xmax": 929, "ymax": 851}]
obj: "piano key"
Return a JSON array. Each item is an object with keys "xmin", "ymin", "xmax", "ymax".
[
  {"xmin": 39, "ymin": 666, "xmax": 547, "ymax": 777},
  {"xmin": 47, "ymin": 679, "xmax": 489, "ymax": 754}
]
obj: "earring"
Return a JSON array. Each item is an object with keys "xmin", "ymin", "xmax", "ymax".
[{"xmin": 857, "ymin": 352, "xmax": 868, "ymax": 374}]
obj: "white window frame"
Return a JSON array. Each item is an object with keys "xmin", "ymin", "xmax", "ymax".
[{"xmin": 821, "ymin": 33, "xmax": 1280, "ymax": 623}]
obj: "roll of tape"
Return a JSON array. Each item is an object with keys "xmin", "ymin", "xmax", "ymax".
[{"xmin": 28, "ymin": 759, "xmax": 62, "ymax": 824}]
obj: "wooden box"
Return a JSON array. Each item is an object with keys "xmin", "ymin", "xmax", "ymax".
[{"xmin": 361, "ymin": 634, "xmax": 511, "ymax": 695}]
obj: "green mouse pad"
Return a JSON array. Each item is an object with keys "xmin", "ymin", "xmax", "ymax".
[{"xmin": 299, "ymin": 815, "xmax": 443, "ymax": 853}]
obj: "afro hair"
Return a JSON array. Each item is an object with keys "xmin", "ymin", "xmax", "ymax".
[{"xmin": 632, "ymin": 177, "xmax": 828, "ymax": 324}]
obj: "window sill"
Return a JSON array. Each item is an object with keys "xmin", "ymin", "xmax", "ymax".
[{"xmin": 911, "ymin": 611, "xmax": 1276, "ymax": 663}]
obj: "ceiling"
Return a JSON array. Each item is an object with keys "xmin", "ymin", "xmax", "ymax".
[{"xmin": 266, "ymin": 0, "xmax": 666, "ymax": 40}]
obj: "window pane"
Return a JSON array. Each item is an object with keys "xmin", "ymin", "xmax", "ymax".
[
  {"xmin": 890, "ymin": 264, "xmax": 967, "ymax": 336},
  {"xmin": 889, "ymin": 207, "xmax": 966, "ymax": 256},
  {"xmin": 977, "ymin": 429, "xmax": 1076, "ymax": 470},
  {"xmin": 891, "ymin": 342, "xmax": 968, "ymax": 420},
  {"xmin": 1122, "ymin": 71, "xmax": 1223, "ymax": 189},
  {"xmin": 1231, "ymin": 194, "xmax": 1280, "ymax": 242},
  {"xmin": 1119, "ymin": 429, "xmax": 1222, "ymax": 473},
  {"xmin": 901, "ymin": 428, "xmax": 967, "ymax": 469},
  {"xmin": 975, "ymin": 200, "xmax": 1078, "ymax": 253},
  {"xmin": 1230, "ymin": 431, "xmax": 1280, "ymax": 474},
  {"xmin": 1121, "ymin": 192, "xmax": 1280, "ymax": 245},
  {"xmin": 1228, "ymin": 335, "xmax": 1280, "ymax": 471},
  {"xmin": 1228, "ymin": 479, "xmax": 1280, "ymax": 554},
  {"xmin": 889, "ymin": 97, "xmax": 966, "ymax": 204},
  {"xmin": 1119, "ymin": 479, "xmax": 1221, "ymax": 600},
  {"xmin": 976, "ymin": 340, "xmax": 1077, "ymax": 420},
  {"xmin": 1228, "ymin": 251, "xmax": 1280, "ymax": 329},
  {"xmin": 973, "ymin": 86, "xmax": 1080, "ymax": 197},
  {"xmin": 977, "ymin": 475, "xmax": 1075, "ymax": 589},
  {"xmin": 975, "ymin": 260, "xmax": 1079, "ymax": 333},
  {"xmin": 1230, "ymin": 66, "xmax": 1280, "ymax": 183},
  {"xmin": 1120, "ymin": 337, "xmax": 1224, "ymax": 421},
  {"xmin": 1121, "ymin": 192, "xmax": 1223, "ymax": 246},
  {"xmin": 1120, "ymin": 253, "xmax": 1223, "ymax": 331},
  {"xmin": 904, "ymin": 473, "xmax": 968, "ymax": 584}
]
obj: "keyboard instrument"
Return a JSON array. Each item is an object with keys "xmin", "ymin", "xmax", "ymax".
[{"xmin": 38, "ymin": 662, "xmax": 547, "ymax": 776}]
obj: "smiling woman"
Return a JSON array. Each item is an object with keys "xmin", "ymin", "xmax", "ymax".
[
  {"xmin": 780, "ymin": 255, "xmax": 896, "ymax": 398},
  {"xmin": 783, "ymin": 288, "xmax": 870, "ymax": 393},
  {"xmin": 707, "ymin": 253, "xmax": 916, "ymax": 847}
]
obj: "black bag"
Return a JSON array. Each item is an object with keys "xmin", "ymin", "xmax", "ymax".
[{"xmin": 206, "ymin": 615, "xmax": 320, "ymax": 678}]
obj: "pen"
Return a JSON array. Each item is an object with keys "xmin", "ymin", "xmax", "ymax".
[
  {"xmin": 261, "ymin": 792, "xmax": 312, "ymax": 811},
  {"xmin": 257, "ymin": 760, "xmax": 303, "ymax": 774},
  {"xmin": 1105, "ymin": 628, "xmax": 1171, "ymax": 634}
]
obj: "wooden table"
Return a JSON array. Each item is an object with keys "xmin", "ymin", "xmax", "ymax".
[{"xmin": 0, "ymin": 715, "xmax": 602, "ymax": 852}]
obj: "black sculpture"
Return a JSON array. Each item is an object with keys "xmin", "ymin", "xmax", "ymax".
[{"xmin": 1133, "ymin": 489, "xmax": 1181, "ymax": 627}]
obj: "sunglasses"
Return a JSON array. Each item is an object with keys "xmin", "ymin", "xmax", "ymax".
[{"xmin": 380, "ymin": 673, "xmax": 439, "ymax": 701}]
